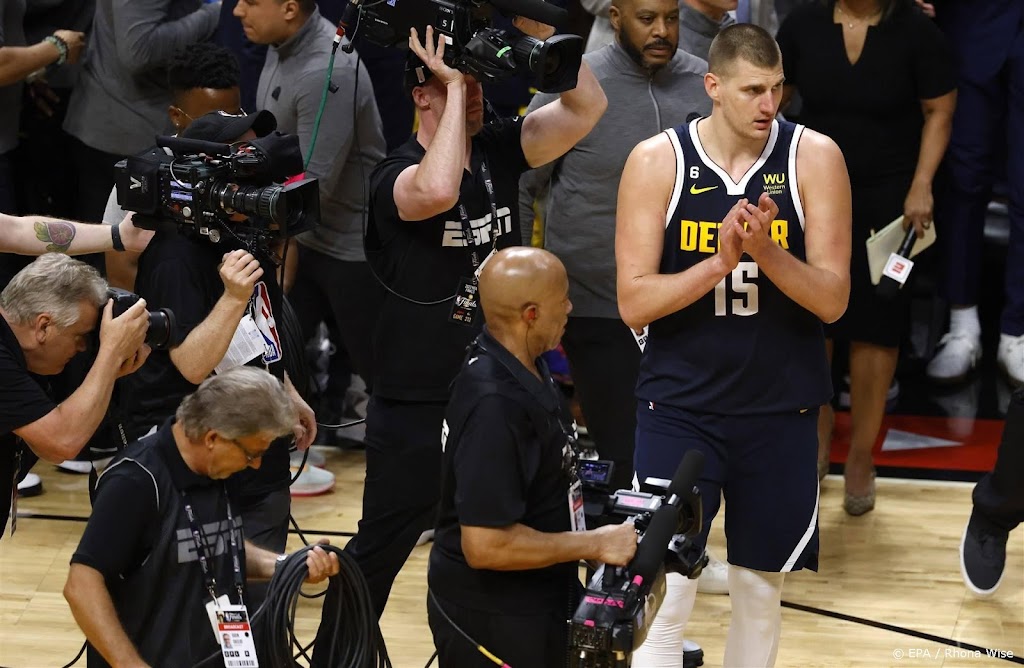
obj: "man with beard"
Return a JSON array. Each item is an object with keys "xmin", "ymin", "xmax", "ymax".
[{"xmin": 342, "ymin": 22, "xmax": 607, "ymax": 620}]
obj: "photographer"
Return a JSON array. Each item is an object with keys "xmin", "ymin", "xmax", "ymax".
[
  {"xmin": 428, "ymin": 247, "xmax": 637, "ymax": 667},
  {"xmin": 0, "ymin": 253, "xmax": 149, "ymax": 538},
  {"xmin": 64, "ymin": 367, "xmax": 340, "ymax": 668},
  {"xmin": 345, "ymin": 22, "xmax": 608, "ymax": 619},
  {"xmin": 118, "ymin": 110, "xmax": 318, "ymax": 570}
]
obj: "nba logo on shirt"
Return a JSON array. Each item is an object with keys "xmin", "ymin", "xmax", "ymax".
[{"xmin": 252, "ymin": 282, "xmax": 282, "ymax": 364}]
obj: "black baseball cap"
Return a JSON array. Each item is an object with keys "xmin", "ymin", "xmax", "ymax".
[
  {"xmin": 181, "ymin": 109, "xmax": 278, "ymax": 142},
  {"xmin": 403, "ymin": 52, "xmax": 434, "ymax": 92}
]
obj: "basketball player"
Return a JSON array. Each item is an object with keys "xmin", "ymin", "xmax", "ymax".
[{"xmin": 615, "ymin": 23, "xmax": 851, "ymax": 667}]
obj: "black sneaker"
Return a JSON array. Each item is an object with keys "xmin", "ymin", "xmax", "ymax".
[
  {"xmin": 683, "ymin": 639, "xmax": 704, "ymax": 668},
  {"xmin": 960, "ymin": 511, "xmax": 1008, "ymax": 597}
]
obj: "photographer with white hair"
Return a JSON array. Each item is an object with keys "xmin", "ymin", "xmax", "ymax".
[{"xmin": 0, "ymin": 253, "xmax": 150, "ymax": 539}]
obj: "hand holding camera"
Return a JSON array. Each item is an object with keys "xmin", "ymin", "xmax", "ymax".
[
  {"xmin": 98, "ymin": 298, "xmax": 151, "ymax": 378},
  {"xmin": 592, "ymin": 522, "xmax": 639, "ymax": 567},
  {"xmin": 409, "ymin": 26, "xmax": 463, "ymax": 86},
  {"xmin": 219, "ymin": 249, "xmax": 264, "ymax": 303}
]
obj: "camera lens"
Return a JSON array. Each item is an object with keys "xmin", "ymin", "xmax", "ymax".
[{"xmin": 146, "ymin": 308, "xmax": 176, "ymax": 350}]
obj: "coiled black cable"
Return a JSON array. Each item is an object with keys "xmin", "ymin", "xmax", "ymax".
[{"xmin": 253, "ymin": 544, "xmax": 392, "ymax": 668}]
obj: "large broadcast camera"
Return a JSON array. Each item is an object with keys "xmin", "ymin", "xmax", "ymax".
[
  {"xmin": 346, "ymin": 0, "xmax": 584, "ymax": 93},
  {"xmin": 570, "ymin": 451, "xmax": 708, "ymax": 668},
  {"xmin": 113, "ymin": 133, "xmax": 320, "ymax": 250}
]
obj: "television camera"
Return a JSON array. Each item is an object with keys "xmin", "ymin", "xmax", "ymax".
[
  {"xmin": 337, "ymin": 0, "xmax": 584, "ymax": 93},
  {"xmin": 570, "ymin": 451, "xmax": 708, "ymax": 668},
  {"xmin": 113, "ymin": 133, "xmax": 320, "ymax": 253}
]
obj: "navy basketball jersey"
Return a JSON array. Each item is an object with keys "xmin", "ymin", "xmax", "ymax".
[{"xmin": 636, "ymin": 118, "xmax": 832, "ymax": 415}]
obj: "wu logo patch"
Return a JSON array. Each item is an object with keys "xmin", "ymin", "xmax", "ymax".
[{"xmin": 763, "ymin": 173, "xmax": 787, "ymax": 196}]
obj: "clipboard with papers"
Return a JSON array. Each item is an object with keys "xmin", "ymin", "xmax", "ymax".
[{"xmin": 865, "ymin": 215, "xmax": 937, "ymax": 285}]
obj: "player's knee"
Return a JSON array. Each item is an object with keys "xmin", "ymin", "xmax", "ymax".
[{"xmin": 728, "ymin": 566, "xmax": 784, "ymax": 610}]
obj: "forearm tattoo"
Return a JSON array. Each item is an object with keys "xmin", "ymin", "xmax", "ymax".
[{"xmin": 34, "ymin": 221, "xmax": 77, "ymax": 253}]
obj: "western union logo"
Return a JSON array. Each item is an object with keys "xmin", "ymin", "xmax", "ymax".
[{"xmin": 763, "ymin": 172, "xmax": 787, "ymax": 195}]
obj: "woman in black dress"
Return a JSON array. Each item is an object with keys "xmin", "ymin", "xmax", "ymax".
[{"xmin": 777, "ymin": 0, "xmax": 956, "ymax": 515}]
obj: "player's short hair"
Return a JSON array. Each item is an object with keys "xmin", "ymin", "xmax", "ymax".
[
  {"xmin": 707, "ymin": 24, "xmax": 782, "ymax": 76},
  {"xmin": 167, "ymin": 43, "xmax": 241, "ymax": 96}
]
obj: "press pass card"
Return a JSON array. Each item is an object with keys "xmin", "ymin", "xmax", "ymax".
[
  {"xmin": 217, "ymin": 605, "xmax": 259, "ymax": 668},
  {"xmin": 449, "ymin": 276, "xmax": 480, "ymax": 326}
]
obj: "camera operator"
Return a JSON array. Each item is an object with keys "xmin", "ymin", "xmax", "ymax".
[
  {"xmin": 118, "ymin": 111, "xmax": 318, "ymax": 575},
  {"xmin": 344, "ymin": 23, "xmax": 608, "ymax": 618},
  {"xmin": 63, "ymin": 367, "xmax": 340, "ymax": 668},
  {"xmin": 427, "ymin": 247, "xmax": 637, "ymax": 668},
  {"xmin": 0, "ymin": 253, "xmax": 149, "ymax": 539}
]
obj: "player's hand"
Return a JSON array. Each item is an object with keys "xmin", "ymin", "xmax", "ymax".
[
  {"xmin": 219, "ymin": 249, "xmax": 263, "ymax": 302},
  {"xmin": 53, "ymin": 30, "xmax": 86, "ymax": 65},
  {"xmin": 303, "ymin": 542, "xmax": 340, "ymax": 584},
  {"xmin": 512, "ymin": 16, "xmax": 555, "ymax": 40},
  {"xmin": 592, "ymin": 523, "xmax": 638, "ymax": 567},
  {"xmin": 118, "ymin": 213, "xmax": 155, "ymax": 253},
  {"xmin": 409, "ymin": 26, "xmax": 463, "ymax": 86},
  {"xmin": 913, "ymin": 0, "xmax": 936, "ymax": 17},
  {"xmin": 736, "ymin": 193, "xmax": 780, "ymax": 259},
  {"xmin": 716, "ymin": 199, "xmax": 748, "ymax": 272},
  {"xmin": 27, "ymin": 79, "xmax": 59, "ymax": 117},
  {"xmin": 99, "ymin": 299, "xmax": 151, "ymax": 370},
  {"xmin": 902, "ymin": 180, "xmax": 933, "ymax": 239}
]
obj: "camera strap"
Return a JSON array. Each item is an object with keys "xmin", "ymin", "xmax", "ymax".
[
  {"xmin": 456, "ymin": 156, "xmax": 501, "ymax": 278},
  {"xmin": 181, "ymin": 485, "xmax": 245, "ymax": 607},
  {"xmin": 451, "ymin": 157, "xmax": 500, "ymax": 327}
]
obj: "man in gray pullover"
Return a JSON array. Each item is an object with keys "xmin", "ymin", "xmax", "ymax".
[
  {"xmin": 518, "ymin": 3, "xmax": 714, "ymax": 657},
  {"xmin": 236, "ymin": 0, "xmax": 386, "ymax": 390},
  {"xmin": 63, "ymin": 0, "xmax": 220, "ymax": 222}
]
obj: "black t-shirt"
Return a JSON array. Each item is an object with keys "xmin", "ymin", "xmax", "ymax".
[
  {"xmin": 776, "ymin": 3, "xmax": 955, "ymax": 184},
  {"xmin": 0, "ymin": 316, "xmax": 55, "ymax": 539},
  {"xmin": 428, "ymin": 328, "xmax": 580, "ymax": 614},
  {"xmin": 72, "ymin": 420, "xmax": 246, "ymax": 668},
  {"xmin": 365, "ymin": 117, "xmax": 530, "ymax": 401},
  {"xmin": 123, "ymin": 230, "xmax": 290, "ymax": 496}
]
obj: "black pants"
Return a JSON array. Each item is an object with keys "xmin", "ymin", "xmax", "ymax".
[
  {"xmin": 288, "ymin": 246, "xmax": 382, "ymax": 388},
  {"xmin": 973, "ymin": 388, "xmax": 1024, "ymax": 532},
  {"xmin": 239, "ymin": 486, "xmax": 291, "ymax": 612},
  {"xmin": 428, "ymin": 593, "xmax": 569, "ymax": 668},
  {"xmin": 71, "ymin": 136, "xmax": 121, "ymax": 223},
  {"xmin": 344, "ymin": 397, "xmax": 445, "ymax": 615},
  {"xmin": 561, "ymin": 317, "xmax": 641, "ymax": 491}
]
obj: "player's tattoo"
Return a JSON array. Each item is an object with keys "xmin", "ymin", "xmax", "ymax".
[{"xmin": 34, "ymin": 221, "xmax": 76, "ymax": 253}]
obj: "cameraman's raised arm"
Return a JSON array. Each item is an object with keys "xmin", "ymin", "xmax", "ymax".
[
  {"xmin": 392, "ymin": 27, "xmax": 469, "ymax": 222},
  {"xmin": 0, "ymin": 212, "xmax": 153, "ymax": 256},
  {"xmin": 516, "ymin": 17, "xmax": 607, "ymax": 168},
  {"xmin": 167, "ymin": 250, "xmax": 263, "ymax": 384}
]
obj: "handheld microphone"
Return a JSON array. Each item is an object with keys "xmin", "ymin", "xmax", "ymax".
[
  {"xmin": 335, "ymin": 0, "xmax": 362, "ymax": 53},
  {"xmin": 877, "ymin": 224, "xmax": 919, "ymax": 300},
  {"xmin": 625, "ymin": 450, "xmax": 704, "ymax": 596}
]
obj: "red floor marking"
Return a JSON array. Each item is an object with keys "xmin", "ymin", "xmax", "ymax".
[{"xmin": 829, "ymin": 412, "xmax": 1003, "ymax": 472}]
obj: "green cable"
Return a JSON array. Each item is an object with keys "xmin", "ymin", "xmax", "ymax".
[{"xmin": 305, "ymin": 42, "xmax": 340, "ymax": 172}]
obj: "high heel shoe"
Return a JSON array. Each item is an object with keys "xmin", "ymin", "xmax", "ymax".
[{"xmin": 843, "ymin": 471, "xmax": 876, "ymax": 516}]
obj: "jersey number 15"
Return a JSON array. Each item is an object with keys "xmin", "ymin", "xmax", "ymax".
[{"xmin": 714, "ymin": 261, "xmax": 759, "ymax": 316}]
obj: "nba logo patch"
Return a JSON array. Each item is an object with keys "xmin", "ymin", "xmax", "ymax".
[{"xmin": 252, "ymin": 281, "xmax": 282, "ymax": 364}]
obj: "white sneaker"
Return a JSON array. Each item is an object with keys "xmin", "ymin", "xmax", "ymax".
[
  {"xmin": 56, "ymin": 456, "xmax": 113, "ymax": 474},
  {"xmin": 16, "ymin": 473, "xmax": 42, "ymax": 497},
  {"xmin": 290, "ymin": 448, "xmax": 326, "ymax": 469},
  {"xmin": 997, "ymin": 333, "xmax": 1024, "ymax": 387},
  {"xmin": 927, "ymin": 331, "xmax": 982, "ymax": 384},
  {"xmin": 289, "ymin": 465, "xmax": 335, "ymax": 497},
  {"xmin": 416, "ymin": 529, "xmax": 435, "ymax": 547},
  {"xmin": 697, "ymin": 549, "xmax": 729, "ymax": 595}
]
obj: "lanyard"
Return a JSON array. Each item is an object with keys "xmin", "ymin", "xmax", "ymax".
[
  {"xmin": 456, "ymin": 157, "xmax": 501, "ymax": 274},
  {"xmin": 182, "ymin": 485, "xmax": 245, "ymax": 607}
]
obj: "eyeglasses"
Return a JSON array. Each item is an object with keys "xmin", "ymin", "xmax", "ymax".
[{"xmin": 222, "ymin": 434, "xmax": 267, "ymax": 465}]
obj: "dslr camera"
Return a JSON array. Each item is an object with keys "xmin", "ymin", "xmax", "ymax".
[
  {"xmin": 107, "ymin": 288, "xmax": 176, "ymax": 350},
  {"xmin": 351, "ymin": 0, "xmax": 584, "ymax": 92},
  {"xmin": 113, "ymin": 133, "xmax": 319, "ymax": 251},
  {"xmin": 570, "ymin": 452, "xmax": 708, "ymax": 668}
]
